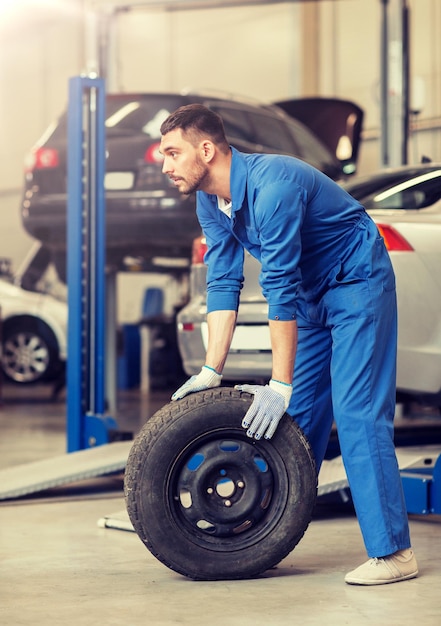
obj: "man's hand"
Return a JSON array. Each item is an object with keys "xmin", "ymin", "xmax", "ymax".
[
  {"xmin": 235, "ymin": 379, "xmax": 293, "ymax": 440},
  {"xmin": 171, "ymin": 365, "xmax": 222, "ymax": 401}
]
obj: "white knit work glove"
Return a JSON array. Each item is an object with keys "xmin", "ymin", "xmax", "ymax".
[
  {"xmin": 171, "ymin": 365, "xmax": 222, "ymax": 401},
  {"xmin": 235, "ymin": 379, "xmax": 293, "ymax": 440}
]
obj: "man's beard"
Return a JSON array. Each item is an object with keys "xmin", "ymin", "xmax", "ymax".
[{"xmin": 178, "ymin": 159, "xmax": 210, "ymax": 195}]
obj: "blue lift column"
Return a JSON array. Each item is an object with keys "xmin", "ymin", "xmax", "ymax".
[{"xmin": 67, "ymin": 75, "xmax": 118, "ymax": 452}]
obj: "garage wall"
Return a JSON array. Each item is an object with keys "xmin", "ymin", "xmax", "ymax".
[
  {"xmin": 0, "ymin": 0, "xmax": 440, "ymax": 271},
  {"xmin": 0, "ymin": 1, "xmax": 84, "ymax": 270},
  {"xmin": 111, "ymin": 4, "xmax": 302, "ymax": 100},
  {"xmin": 409, "ymin": 0, "xmax": 441, "ymax": 162}
]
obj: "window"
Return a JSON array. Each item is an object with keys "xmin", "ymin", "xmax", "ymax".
[
  {"xmin": 248, "ymin": 112, "xmax": 297, "ymax": 153},
  {"xmin": 365, "ymin": 172, "xmax": 441, "ymax": 211},
  {"xmin": 209, "ymin": 105, "xmax": 255, "ymax": 145}
]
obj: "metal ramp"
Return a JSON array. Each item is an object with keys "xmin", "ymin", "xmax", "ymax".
[
  {"xmin": 0, "ymin": 441, "xmax": 132, "ymax": 501},
  {"xmin": 1, "ymin": 443, "xmax": 439, "ymax": 518},
  {"xmin": 97, "ymin": 446, "xmax": 441, "ymax": 533}
]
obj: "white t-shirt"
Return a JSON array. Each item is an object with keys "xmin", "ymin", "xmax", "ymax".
[{"xmin": 217, "ymin": 196, "xmax": 232, "ymax": 218}]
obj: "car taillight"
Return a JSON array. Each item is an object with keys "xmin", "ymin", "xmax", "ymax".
[
  {"xmin": 25, "ymin": 147, "xmax": 59, "ymax": 172},
  {"xmin": 144, "ymin": 142, "xmax": 164, "ymax": 164},
  {"xmin": 179, "ymin": 322, "xmax": 195, "ymax": 332},
  {"xmin": 192, "ymin": 236, "xmax": 208, "ymax": 265},
  {"xmin": 376, "ymin": 223, "xmax": 414, "ymax": 251}
]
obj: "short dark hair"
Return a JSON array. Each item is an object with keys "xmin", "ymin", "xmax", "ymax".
[{"xmin": 160, "ymin": 104, "xmax": 229, "ymax": 150}]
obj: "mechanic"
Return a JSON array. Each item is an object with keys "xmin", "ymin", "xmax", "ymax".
[{"xmin": 159, "ymin": 103, "xmax": 418, "ymax": 586}]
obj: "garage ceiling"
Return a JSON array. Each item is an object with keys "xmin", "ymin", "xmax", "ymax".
[{"xmin": 94, "ymin": 0, "xmax": 343, "ymax": 11}]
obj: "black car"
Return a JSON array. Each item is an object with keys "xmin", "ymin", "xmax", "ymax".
[{"xmin": 21, "ymin": 92, "xmax": 347, "ymax": 282}]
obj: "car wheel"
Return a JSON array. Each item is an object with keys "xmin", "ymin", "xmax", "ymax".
[
  {"xmin": 1, "ymin": 318, "xmax": 62, "ymax": 384},
  {"xmin": 124, "ymin": 387, "xmax": 317, "ymax": 580}
]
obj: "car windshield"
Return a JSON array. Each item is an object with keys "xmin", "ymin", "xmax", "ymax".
[
  {"xmin": 104, "ymin": 96, "xmax": 184, "ymax": 137},
  {"xmin": 342, "ymin": 167, "xmax": 441, "ymax": 210},
  {"xmin": 50, "ymin": 95, "xmax": 185, "ymax": 141}
]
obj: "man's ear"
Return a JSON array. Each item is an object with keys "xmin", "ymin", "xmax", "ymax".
[{"xmin": 200, "ymin": 140, "xmax": 215, "ymax": 163}]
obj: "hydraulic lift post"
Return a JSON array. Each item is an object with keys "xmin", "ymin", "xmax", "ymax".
[
  {"xmin": 0, "ymin": 76, "xmax": 132, "ymax": 501},
  {"xmin": 66, "ymin": 75, "xmax": 118, "ymax": 452}
]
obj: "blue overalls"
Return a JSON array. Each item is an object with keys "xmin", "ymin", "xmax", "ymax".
[{"xmin": 196, "ymin": 148, "xmax": 411, "ymax": 558}]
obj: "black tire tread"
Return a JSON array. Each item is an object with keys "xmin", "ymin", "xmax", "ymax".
[{"xmin": 124, "ymin": 387, "xmax": 317, "ymax": 580}]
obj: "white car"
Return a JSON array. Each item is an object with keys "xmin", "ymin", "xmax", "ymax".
[
  {"xmin": 177, "ymin": 164, "xmax": 441, "ymax": 407},
  {"xmin": 0, "ymin": 278, "xmax": 67, "ymax": 384}
]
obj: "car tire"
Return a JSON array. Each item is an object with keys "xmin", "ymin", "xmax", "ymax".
[
  {"xmin": 1, "ymin": 317, "xmax": 62, "ymax": 384},
  {"xmin": 124, "ymin": 387, "xmax": 317, "ymax": 580}
]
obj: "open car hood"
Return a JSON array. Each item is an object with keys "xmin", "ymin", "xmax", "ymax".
[{"xmin": 274, "ymin": 97, "xmax": 364, "ymax": 175}]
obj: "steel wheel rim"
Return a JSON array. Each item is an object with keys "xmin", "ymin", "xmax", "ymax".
[{"xmin": 167, "ymin": 427, "xmax": 290, "ymax": 551}]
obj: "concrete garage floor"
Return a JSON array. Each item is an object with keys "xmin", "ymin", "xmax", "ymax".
[{"xmin": 1, "ymin": 383, "xmax": 441, "ymax": 626}]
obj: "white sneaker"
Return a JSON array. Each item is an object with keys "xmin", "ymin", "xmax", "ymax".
[{"xmin": 345, "ymin": 549, "xmax": 418, "ymax": 585}]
